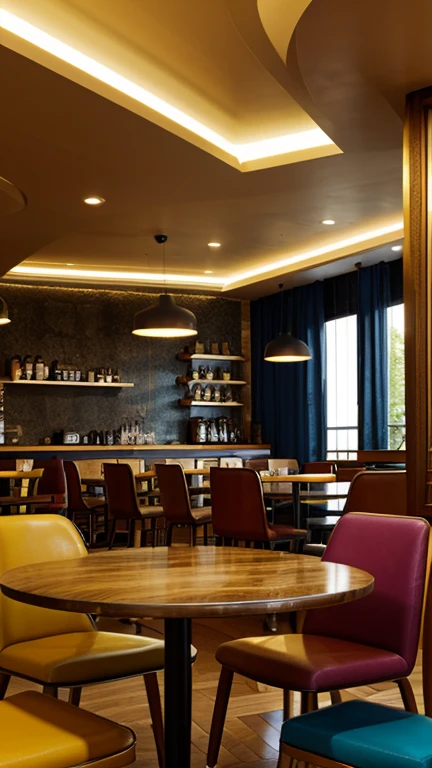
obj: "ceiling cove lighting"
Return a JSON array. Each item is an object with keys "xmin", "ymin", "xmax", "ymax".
[
  {"xmin": 9, "ymin": 265, "xmax": 225, "ymax": 288},
  {"xmin": 322, "ymin": 219, "xmax": 335, "ymax": 225},
  {"xmin": 264, "ymin": 284, "xmax": 311, "ymax": 363},
  {"xmin": 0, "ymin": 297, "xmax": 11, "ymax": 325},
  {"xmin": 391, "ymin": 244, "xmax": 403, "ymax": 252},
  {"xmin": 0, "ymin": 10, "xmax": 335, "ymax": 166},
  {"xmin": 223, "ymin": 221, "xmax": 404, "ymax": 288},
  {"xmin": 83, "ymin": 196, "xmax": 105, "ymax": 206},
  {"xmin": 132, "ymin": 235, "xmax": 198, "ymax": 338},
  {"xmin": 207, "ymin": 243, "xmax": 221, "ymax": 248}
]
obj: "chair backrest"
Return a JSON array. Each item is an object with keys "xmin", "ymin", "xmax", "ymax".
[
  {"xmin": 166, "ymin": 458, "xmax": 195, "ymax": 470},
  {"xmin": 245, "ymin": 459, "xmax": 269, "ymax": 472},
  {"xmin": 0, "ymin": 515, "xmax": 91, "ymax": 651},
  {"xmin": 302, "ymin": 461, "xmax": 334, "ymax": 474},
  {"xmin": 344, "ymin": 470, "xmax": 407, "ymax": 515},
  {"xmin": 268, "ymin": 458, "xmax": 299, "ymax": 473},
  {"xmin": 103, "ymin": 463, "xmax": 141, "ymax": 520},
  {"xmin": 210, "ymin": 467, "xmax": 271, "ymax": 541},
  {"xmin": 156, "ymin": 463, "xmax": 194, "ymax": 524},
  {"xmin": 336, "ymin": 465, "xmax": 366, "ymax": 482},
  {"xmin": 304, "ymin": 512, "xmax": 429, "ymax": 670},
  {"xmin": 64, "ymin": 461, "xmax": 88, "ymax": 513},
  {"xmin": 37, "ymin": 458, "xmax": 66, "ymax": 496}
]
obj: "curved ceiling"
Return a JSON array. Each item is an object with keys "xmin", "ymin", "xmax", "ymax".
[{"xmin": 0, "ymin": 0, "xmax": 429, "ymax": 296}]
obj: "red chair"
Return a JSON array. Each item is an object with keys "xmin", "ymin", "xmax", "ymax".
[
  {"xmin": 206, "ymin": 512, "xmax": 430, "ymax": 767},
  {"xmin": 103, "ymin": 463, "xmax": 164, "ymax": 548},
  {"xmin": 344, "ymin": 470, "xmax": 407, "ymax": 515},
  {"xmin": 31, "ymin": 458, "xmax": 67, "ymax": 513},
  {"xmin": 302, "ymin": 461, "xmax": 335, "ymax": 474},
  {"xmin": 210, "ymin": 467, "xmax": 307, "ymax": 548},
  {"xmin": 156, "ymin": 463, "xmax": 211, "ymax": 545},
  {"xmin": 64, "ymin": 461, "xmax": 106, "ymax": 545}
]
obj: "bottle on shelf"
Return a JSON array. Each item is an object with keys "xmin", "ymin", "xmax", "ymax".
[
  {"xmin": 34, "ymin": 356, "xmax": 44, "ymax": 381},
  {"xmin": 105, "ymin": 367, "xmax": 113, "ymax": 383},
  {"xmin": 21, "ymin": 355, "xmax": 33, "ymax": 381},
  {"xmin": 10, "ymin": 355, "xmax": 22, "ymax": 382},
  {"xmin": 113, "ymin": 369, "xmax": 121, "ymax": 383},
  {"xmin": 87, "ymin": 368, "xmax": 95, "ymax": 383}
]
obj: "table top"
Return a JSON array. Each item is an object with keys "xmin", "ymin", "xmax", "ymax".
[
  {"xmin": 0, "ymin": 470, "xmax": 43, "ymax": 479},
  {"xmin": 0, "ymin": 547, "xmax": 374, "ymax": 619},
  {"xmin": 261, "ymin": 473, "xmax": 336, "ymax": 484}
]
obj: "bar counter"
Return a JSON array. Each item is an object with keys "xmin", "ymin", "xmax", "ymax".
[{"xmin": 0, "ymin": 444, "xmax": 270, "ymax": 460}]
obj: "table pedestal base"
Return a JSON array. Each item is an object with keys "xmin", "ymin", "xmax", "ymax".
[{"xmin": 164, "ymin": 617, "xmax": 192, "ymax": 768}]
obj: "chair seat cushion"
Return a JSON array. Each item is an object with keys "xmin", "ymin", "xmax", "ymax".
[
  {"xmin": 267, "ymin": 524, "xmax": 307, "ymax": 540},
  {"xmin": 0, "ymin": 630, "xmax": 166, "ymax": 684},
  {"xmin": 281, "ymin": 700, "xmax": 432, "ymax": 768},
  {"xmin": 140, "ymin": 506, "xmax": 164, "ymax": 518},
  {"xmin": 216, "ymin": 634, "xmax": 408, "ymax": 691},
  {"xmin": 191, "ymin": 507, "xmax": 212, "ymax": 524},
  {"xmin": 0, "ymin": 690, "xmax": 135, "ymax": 768}
]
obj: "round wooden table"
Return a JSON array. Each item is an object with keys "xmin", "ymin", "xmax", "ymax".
[{"xmin": 0, "ymin": 547, "xmax": 374, "ymax": 768}]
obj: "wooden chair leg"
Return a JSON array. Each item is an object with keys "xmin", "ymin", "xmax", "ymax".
[
  {"xmin": 88, "ymin": 514, "xmax": 94, "ymax": 546},
  {"xmin": 108, "ymin": 521, "xmax": 116, "ymax": 549},
  {"xmin": 166, "ymin": 523, "xmax": 173, "ymax": 546},
  {"xmin": 151, "ymin": 517, "xmax": 156, "ymax": 548},
  {"xmin": 300, "ymin": 691, "xmax": 318, "ymax": 714},
  {"xmin": 192, "ymin": 525, "xmax": 197, "ymax": 546},
  {"xmin": 68, "ymin": 687, "xmax": 82, "ymax": 706},
  {"xmin": 144, "ymin": 672, "xmax": 164, "ymax": 768},
  {"xmin": 397, "ymin": 677, "xmax": 418, "ymax": 713},
  {"xmin": 203, "ymin": 523, "xmax": 208, "ymax": 545},
  {"xmin": 0, "ymin": 673, "xmax": 10, "ymax": 699},
  {"xmin": 330, "ymin": 690, "xmax": 342, "ymax": 705},
  {"xmin": 207, "ymin": 667, "xmax": 234, "ymax": 768},
  {"xmin": 43, "ymin": 685, "xmax": 59, "ymax": 698},
  {"xmin": 283, "ymin": 689, "xmax": 292, "ymax": 720},
  {"xmin": 127, "ymin": 519, "xmax": 135, "ymax": 548}
]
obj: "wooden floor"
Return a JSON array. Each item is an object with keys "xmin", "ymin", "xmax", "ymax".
[{"xmin": 6, "ymin": 612, "xmax": 423, "ymax": 767}]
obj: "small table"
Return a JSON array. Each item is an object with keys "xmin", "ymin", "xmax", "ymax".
[
  {"xmin": 1, "ymin": 547, "xmax": 373, "ymax": 768},
  {"xmin": 261, "ymin": 473, "xmax": 336, "ymax": 528}
]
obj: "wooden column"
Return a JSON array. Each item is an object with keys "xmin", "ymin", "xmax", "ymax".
[{"xmin": 404, "ymin": 86, "xmax": 432, "ymax": 516}]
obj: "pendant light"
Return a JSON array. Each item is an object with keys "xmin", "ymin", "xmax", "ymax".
[
  {"xmin": 0, "ymin": 297, "xmax": 11, "ymax": 326},
  {"xmin": 132, "ymin": 235, "xmax": 198, "ymax": 338},
  {"xmin": 264, "ymin": 284, "xmax": 311, "ymax": 362}
]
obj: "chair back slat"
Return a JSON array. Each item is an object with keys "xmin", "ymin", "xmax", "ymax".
[
  {"xmin": 344, "ymin": 470, "xmax": 406, "ymax": 515},
  {"xmin": 103, "ymin": 463, "xmax": 141, "ymax": 521},
  {"xmin": 156, "ymin": 464, "xmax": 194, "ymax": 524},
  {"xmin": 210, "ymin": 467, "xmax": 271, "ymax": 541}
]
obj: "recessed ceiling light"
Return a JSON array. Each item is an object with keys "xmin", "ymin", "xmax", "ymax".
[
  {"xmin": 208, "ymin": 242, "xmax": 221, "ymax": 248},
  {"xmin": 391, "ymin": 245, "xmax": 403, "ymax": 252},
  {"xmin": 66, "ymin": 263, "xmax": 74, "ymax": 266},
  {"xmin": 204, "ymin": 270, "xmax": 213, "ymax": 274},
  {"xmin": 322, "ymin": 219, "xmax": 336, "ymax": 226},
  {"xmin": 83, "ymin": 196, "xmax": 105, "ymax": 206}
]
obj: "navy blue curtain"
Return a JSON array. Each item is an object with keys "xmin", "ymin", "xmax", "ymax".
[
  {"xmin": 357, "ymin": 262, "xmax": 390, "ymax": 449},
  {"xmin": 251, "ymin": 281, "xmax": 326, "ymax": 464}
]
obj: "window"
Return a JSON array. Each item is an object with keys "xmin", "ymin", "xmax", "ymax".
[
  {"xmin": 387, "ymin": 304, "xmax": 405, "ymax": 449},
  {"xmin": 326, "ymin": 315, "xmax": 358, "ymax": 460}
]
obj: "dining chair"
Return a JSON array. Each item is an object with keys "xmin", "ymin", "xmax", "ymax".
[
  {"xmin": 302, "ymin": 461, "xmax": 335, "ymax": 474},
  {"xmin": 156, "ymin": 462, "xmax": 212, "ymax": 545},
  {"xmin": 34, "ymin": 457, "xmax": 68, "ymax": 513},
  {"xmin": 64, "ymin": 461, "xmax": 106, "ymax": 546},
  {"xmin": 104, "ymin": 462, "xmax": 164, "ymax": 548},
  {"xmin": 206, "ymin": 512, "xmax": 430, "ymax": 768},
  {"xmin": 209, "ymin": 467, "xmax": 307, "ymax": 548},
  {"xmin": 0, "ymin": 690, "xmax": 136, "ymax": 767},
  {"xmin": 0, "ymin": 514, "xmax": 171, "ymax": 768},
  {"xmin": 344, "ymin": 469, "xmax": 407, "ymax": 515},
  {"xmin": 279, "ymin": 560, "xmax": 432, "ymax": 768}
]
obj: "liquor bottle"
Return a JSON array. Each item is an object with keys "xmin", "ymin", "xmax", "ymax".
[
  {"xmin": 113, "ymin": 369, "xmax": 120, "ymax": 383},
  {"xmin": 34, "ymin": 356, "xmax": 44, "ymax": 381},
  {"xmin": 22, "ymin": 355, "xmax": 33, "ymax": 380},
  {"xmin": 105, "ymin": 367, "xmax": 113, "ymax": 383}
]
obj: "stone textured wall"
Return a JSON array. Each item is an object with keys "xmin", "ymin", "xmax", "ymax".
[{"xmin": 0, "ymin": 282, "xmax": 242, "ymax": 444}]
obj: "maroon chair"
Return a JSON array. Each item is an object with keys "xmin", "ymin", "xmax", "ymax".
[
  {"xmin": 32, "ymin": 458, "xmax": 67, "ymax": 513},
  {"xmin": 344, "ymin": 470, "xmax": 407, "ymax": 515},
  {"xmin": 206, "ymin": 512, "xmax": 430, "ymax": 767},
  {"xmin": 210, "ymin": 467, "xmax": 307, "ymax": 548},
  {"xmin": 156, "ymin": 463, "xmax": 211, "ymax": 546},
  {"xmin": 64, "ymin": 461, "xmax": 106, "ymax": 545},
  {"xmin": 103, "ymin": 463, "xmax": 164, "ymax": 548},
  {"xmin": 302, "ymin": 461, "xmax": 335, "ymax": 474}
]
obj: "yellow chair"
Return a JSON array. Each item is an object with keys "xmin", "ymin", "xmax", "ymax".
[
  {"xmin": 0, "ymin": 515, "xmax": 164, "ymax": 767},
  {"xmin": 0, "ymin": 690, "xmax": 135, "ymax": 767}
]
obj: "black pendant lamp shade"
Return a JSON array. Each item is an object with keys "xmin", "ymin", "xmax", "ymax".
[
  {"xmin": 0, "ymin": 296, "xmax": 11, "ymax": 326},
  {"xmin": 264, "ymin": 284, "xmax": 311, "ymax": 362},
  {"xmin": 132, "ymin": 234, "xmax": 198, "ymax": 338},
  {"xmin": 133, "ymin": 293, "xmax": 197, "ymax": 338}
]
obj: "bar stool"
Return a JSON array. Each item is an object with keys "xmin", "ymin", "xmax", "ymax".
[
  {"xmin": 104, "ymin": 463, "xmax": 164, "ymax": 548},
  {"xmin": 156, "ymin": 463, "xmax": 212, "ymax": 545}
]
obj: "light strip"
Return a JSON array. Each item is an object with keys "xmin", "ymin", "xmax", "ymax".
[
  {"xmin": 223, "ymin": 221, "xmax": 404, "ymax": 287},
  {"xmin": 0, "ymin": 9, "xmax": 334, "ymax": 164},
  {"xmin": 8, "ymin": 265, "xmax": 226, "ymax": 287}
]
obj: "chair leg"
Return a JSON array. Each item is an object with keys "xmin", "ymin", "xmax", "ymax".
[
  {"xmin": 127, "ymin": 519, "xmax": 135, "ymax": 548},
  {"xmin": 283, "ymin": 689, "xmax": 292, "ymax": 720},
  {"xmin": 397, "ymin": 677, "xmax": 418, "ymax": 713},
  {"xmin": 207, "ymin": 667, "xmax": 234, "ymax": 768},
  {"xmin": 166, "ymin": 523, "xmax": 173, "ymax": 546},
  {"xmin": 151, "ymin": 517, "xmax": 156, "ymax": 548},
  {"xmin": 43, "ymin": 685, "xmax": 59, "ymax": 698},
  {"xmin": 68, "ymin": 687, "xmax": 82, "ymax": 706},
  {"xmin": 330, "ymin": 690, "xmax": 342, "ymax": 705},
  {"xmin": 192, "ymin": 525, "xmax": 197, "ymax": 546},
  {"xmin": 89, "ymin": 514, "xmax": 94, "ymax": 546},
  {"xmin": 300, "ymin": 691, "xmax": 318, "ymax": 714},
  {"xmin": 203, "ymin": 522, "xmax": 208, "ymax": 545},
  {"xmin": 108, "ymin": 521, "xmax": 116, "ymax": 549},
  {"xmin": 0, "ymin": 673, "xmax": 10, "ymax": 699},
  {"xmin": 144, "ymin": 672, "xmax": 164, "ymax": 768}
]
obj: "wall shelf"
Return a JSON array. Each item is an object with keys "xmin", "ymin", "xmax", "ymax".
[
  {"xmin": 177, "ymin": 353, "xmax": 245, "ymax": 361},
  {"xmin": 179, "ymin": 400, "xmax": 243, "ymax": 407},
  {"xmin": 183, "ymin": 380, "xmax": 247, "ymax": 386},
  {"xmin": 0, "ymin": 379, "xmax": 134, "ymax": 388}
]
